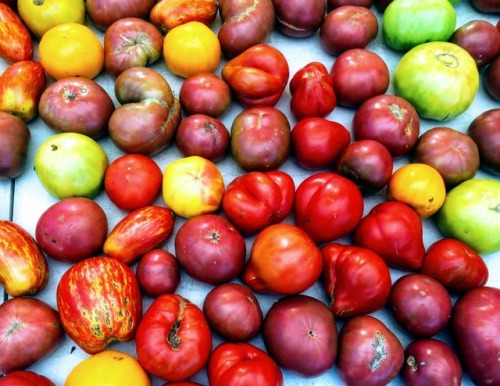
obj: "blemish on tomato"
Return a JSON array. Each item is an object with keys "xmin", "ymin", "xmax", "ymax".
[{"xmin": 370, "ymin": 331, "xmax": 388, "ymax": 371}]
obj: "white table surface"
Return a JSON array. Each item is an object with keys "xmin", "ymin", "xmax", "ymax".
[{"xmin": 1, "ymin": 2, "xmax": 500, "ymax": 385}]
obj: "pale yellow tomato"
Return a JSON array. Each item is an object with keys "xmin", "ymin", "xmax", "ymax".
[
  {"xmin": 162, "ymin": 155, "xmax": 225, "ymax": 218},
  {"xmin": 387, "ymin": 162, "xmax": 446, "ymax": 218}
]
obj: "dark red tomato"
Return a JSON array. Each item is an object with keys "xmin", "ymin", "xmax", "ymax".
[
  {"xmin": 272, "ymin": 0, "xmax": 326, "ymax": 38},
  {"xmin": 353, "ymin": 201, "xmax": 426, "ymax": 270},
  {"xmin": 330, "ymin": 48, "xmax": 390, "ymax": 108},
  {"xmin": 467, "ymin": 108, "xmax": 500, "ymax": 175},
  {"xmin": 135, "ymin": 249, "xmax": 181, "ymax": 297},
  {"xmin": 402, "ymin": 338, "xmax": 462, "ymax": 386},
  {"xmin": 485, "ymin": 55, "xmax": 500, "ymax": 101},
  {"xmin": 0, "ymin": 371, "xmax": 55, "ymax": 386},
  {"xmin": 389, "ymin": 273, "xmax": 452, "ymax": 337},
  {"xmin": 335, "ymin": 139, "xmax": 393, "ymax": 193},
  {"xmin": 222, "ymin": 170, "xmax": 295, "ymax": 235},
  {"xmin": 421, "ymin": 238, "xmax": 489, "ymax": 293},
  {"xmin": 289, "ymin": 62, "xmax": 336, "ymax": 120},
  {"xmin": 337, "ymin": 315, "xmax": 404, "ymax": 386},
  {"xmin": 328, "ymin": 0, "xmax": 374, "ymax": 9},
  {"xmin": 104, "ymin": 153, "xmax": 163, "ymax": 211},
  {"xmin": 208, "ymin": 342, "xmax": 284, "ymax": 386},
  {"xmin": 352, "ymin": 94, "xmax": 420, "ymax": 157},
  {"xmin": 294, "ymin": 172, "xmax": 364, "ymax": 244},
  {"xmin": 135, "ymin": 293, "xmax": 212, "ymax": 382},
  {"xmin": 321, "ymin": 243, "xmax": 392, "ymax": 318},
  {"xmin": 291, "ymin": 117, "xmax": 350, "ymax": 170},
  {"xmin": 471, "ymin": 0, "xmax": 500, "ymax": 15}
]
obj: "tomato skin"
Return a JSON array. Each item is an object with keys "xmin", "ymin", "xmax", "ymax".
[
  {"xmin": 353, "ymin": 201, "xmax": 425, "ymax": 270},
  {"xmin": 0, "ymin": 370, "xmax": 55, "ymax": 386},
  {"xmin": 222, "ymin": 170, "xmax": 295, "ymax": 235},
  {"xmin": 294, "ymin": 172, "xmax": 364, "ymax": 244},
  {"xmin": 289, "ymin": 62, "xmax": 336, "ymax": 120},
  {"xmin": 208, "ymin": 342, "xmax": 284, "ymax": 386},
  {"xmin": 0, "ymin": 4, "xmax": 32, "ymax": 62},
  {"xmin": 136, "ymin": 293, "xmax": 212, "ymax": 382},
  {"xmin": 321, "ymin": 243, "xmax": 392, "ymax": 318}
]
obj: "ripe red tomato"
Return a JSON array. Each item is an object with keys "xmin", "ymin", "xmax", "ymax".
[
  {"xmin": 0, "ymin": 370, "xmax": 55, "ymax": 386},
  {"xmin": 135, "ymin": 293, "xmax": 212, "ymax": 382},
  {"xmin": 321, "ymin": 243, "xmax": 392, "ymax": 318},
  {"xmin": 294, "ymin": 172, "xmax": 364, "ymax": 244},
  {"xmin": 104, "ymin": 153, "xmax": 163, "ymax": 211},
  {"xmin": 135, "ymin": 249, "xmax": 180, "ymax": 297},
  {"xmin": 208, "ymin": 342, "xmax": 284, "ymax": 386}
]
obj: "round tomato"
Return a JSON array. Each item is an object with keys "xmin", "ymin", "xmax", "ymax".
[
  {"xmin": 135, "ymin": 293, "xmax": 212, "ymax": 382},
  {"xmin": 163, "ymin": 21, "xmax": 221, "ymax": 78},
  {"xmin": 105, "ymin": 154, "xmax": 163, "ymax": 211},
  {"xmin": 387, "ymin": 163, "xmax": 446, "ymax": 218},
  {"xmin": 38, "ymin": 23, "xmax": 104, "ymax": 80}
]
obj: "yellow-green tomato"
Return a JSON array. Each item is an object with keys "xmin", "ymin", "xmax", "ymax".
[
  {"xmin": 18, "ymin": 0, "xmax": 86, "ymax": 39},
  {"xmin": 34, "ymin": 132, "xmax": 108, "ymax": 199},
  {"xmin": 162, "ymin": 155, "xmax": 225, "ymax": 218}
]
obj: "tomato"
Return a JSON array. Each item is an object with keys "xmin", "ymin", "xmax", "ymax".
[
  {"xmin": 136, "ymin": 249, "xmax": 180, "ymax": 297},
  {"xmin": 150, "ymin": 0, "xmax": 218, "ymax": 32},
  {"xmin": 291, "ymin": 117, "xmax": 350, "ymax": 170},
  {"xmin": 208, "ymin": 342, "xmax": 284, "ymax": 386},
  {"xmin": 289, "ymin": 62, "xmax": 336, "ymax": 120},
  {"xmin": 163, "ymin": 21, "xmax": 221, "ymax": 78},
  {"xmin": 65, "ymin": 350, "xmax": 150, "ymax": 386},
  {"xmin": 38, "ymin": 22, "xmax": 104, "ymax": 80},
  {"xmin": 485, "ymin": 56, "xmax": 500, "ymax": 101},
  {"xmin": 353, "ymin": 201, "xmax": 425, "ymax": 270},
  {"xmin": 135, "ymin": 293, "xmax": 212, "ymax": 382},
  {"xmin": 242, "ymin": 223, "xmax": 323, "ymax": 295},
  {"xmin": 221, "ymin": 43, "xmax": 290, "ymax": 107},
  {"xmin": 393, "ymin": 42, "xmax": 479, "ymax": 121},
  {"xmin": 221, "ymin": 170, "xmax": 295, "ymax": 235},
  {"xmin": 0, "ymin": 112, "xmax": 29, "ymax": 179},
  {"xmin": 387, "ymin": 163, "xmax": 447, "ymax": 218},
  {"xmin": 0, "ymin": 3, "xmax": 32, "ymax": 62},
  {"xmin": 0, "ymin": 371, "xmax": 55, "ymax": 386},
  {"xmin": 294, "ymin": 172, "xmax": 364, "ymax": 244},
  {"xmin": 321, "ymin": 243, "xmax": 392, "ymax": 318},
  {"xmin": 104, "ymin": 154, "xmax": 163, "ymax": 211},
  {"xmin": 56, "ymin": 256, "xmax": 143, "ymax": 354},
  {"xmin": 467, "ymin": 108, "xmax": 500, "ymax": 175},
  {"xmin": 273, "ymin": 0, "xmax": 325, "ymax": 37}
]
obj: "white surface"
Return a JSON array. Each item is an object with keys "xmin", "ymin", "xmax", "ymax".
[{"xmin": 1, "ymin": 2, "xmax": 500, "ymax": 385}]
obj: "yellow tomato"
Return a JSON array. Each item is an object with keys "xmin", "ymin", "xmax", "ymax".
[
  {"xmin": 39, "ymin": 23, "xmax": 104, "ymax": 80},
  {"xmin": 162, "ymin": 155, "xmax": 225, "ymax": 218},
  {"xmin": 18, "ymin": 0, "xmax": 86, "ymax": 39},
  {"xmin": 163, "ymin": 21, "xmax": 221, "ymax": 78},
  {"xmin": 65, "ymin": 350, "xmax": 150, "ymax": 386},
  {"xmin": 387, "ymin": 162, "xmax": 446, "ymax": 218}
]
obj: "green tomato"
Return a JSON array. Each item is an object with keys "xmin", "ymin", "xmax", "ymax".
[
  {"xmin": 393, "ymin": 41, "xmax": 479, "ymax": 121},
  {"xmin": 34, "ymin": 133, "xmax": 108, "ymax": 199},
  {"xmin": 437, "ymin": 178, "xmax": 500, "ymax": 255},
  {"xmin": 382, "ymin": 0, "xmax": 456, "ymax": 51}
]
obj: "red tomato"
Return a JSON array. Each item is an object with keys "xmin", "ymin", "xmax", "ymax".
[
  {"xmin": 242, "ymin": 223, "xmax": 323, "ymax": 295},
  {"xmin": 222, "ymin": 170, "xmax": 295, "ymax": 235},
  {"xmin": 421, "ymin": 238, "xmax": 489, "ymax": 293},
  {"xmin": 0, "ymin": 3, "xmax": 32, "ymax": 62},
  {"xmin": 321, "ymin": 243, "xmax": 392, "ymax": 318},
  {"xmin": 208, "ymin": 342, "xmax": 284, "ymax": 386},
  {"xmin": 294, "ymin": 172, "xmax": 364, "ymax": 244},
  {"xmin": 104, "ymin": 153, "xmax": 163, "ymax": 211},
  {"xmin": 289, "ymin": 62, "xmax": 336, "ymax": 120},
  {"xmin": 0, "ymin": 370, "xmax": 55, "ymax": 386},
  {"xmin": 353, "ymin": 201, "xmax": 425, "ymax": 270},
  {"xmin": 291, "ymin": 117, "xmax": 351, "ymax": 170},
  {"xmin": 135, "ymin": 293, "xmax": 212, "ymax": 382}
]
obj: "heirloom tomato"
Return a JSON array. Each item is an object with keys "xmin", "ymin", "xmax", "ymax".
[
  {"xmin": 136, "ymin": 249, "xmax": 180, "ymax": 297},
  {"xmin": 222, "ymin": 170, "xmax": 295, "ymax": 235},
  {"xmin": 294, "ymin": 172, "xmax": 364, "ymax": 244},
  {"xmin": 39, "ymin": 23, "xmax": 104, "ymax": 80},
  {"xmin": 0, "ymin": 112, "xmax": 30, "ymax": 179},
  {"xmin": 0, "ymin": 3, "xmax": 32, "ymax": 62},
  {"xmin": 467, "ymin": 108, "xmax": 500, "ymax": 175},
  {"xmin": 150, "ymin": 0, "xmax": 218, "ymax": 32},
  {"xmin": 0, "ymin": 371, "xmax": 55, "ymax": 386},
  {"xmin": 208, "ymin": 342, "xmax": 284, "ymax": 386},
  {"xmin": 272, "ymin": 0, "xmax": 325, "ymax": 38},
  {"xmin": 136, "ymin": 293, "xmax": 212, "ymax": 382}
]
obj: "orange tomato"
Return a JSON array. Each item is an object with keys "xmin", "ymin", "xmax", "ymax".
[
  {"xmin": 163, "ymin": 21, "xmax": 221, "ymax": 78},
  {"xmin": 387, "ymin": 162, "xmax": 446, "ymax": 218},
  {"xmin": 39, "ymin": 23, "xmax": 104, "ymax": 80},
  {"xmin": 65, "ymin": 350, "xmax": 150, "ymax": 386}
]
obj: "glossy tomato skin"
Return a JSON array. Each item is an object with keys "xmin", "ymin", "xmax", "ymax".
[
  {"xmin": 321, "ymin": 243, "xmax": 392, "ymax": 318},
  {"xmin": 56, "ymin": 256, "xmax": 142, "ymax": 354},
  {"xmin": 136, "ymin": 249, "xmax": 181, "ymax": 297},
  {"xmin": 291, "ymin": 117, "xmax": 350, "ymax": 170},
  {"xmin": 289, "ymin": 62, "xmax": 336, "ymax": 120},
  {"xmin": 272, "ymin": 0, "xmax": 325, "ymax": 37},
  {"xmin": 421, "ymin": 238, "xmax": 488, "ymax": 293},
  {"xmin": 222, "ymin": 170, "xmax": 295, "ymax": 235},
  {"xmin": 0, "ymin": 370, "xmax": 55, "ymax": 386},
  {"xmin": 485, "ymin": 56, "xmax": 500, "ymax": 101},
  {"xmin": 353, "ymin": 201, "xmax": 425, "ymax": 270},
  {"xmin": 0, "ymin": 4, "xmax": 32, "ymax": 62},
  {"xmin": 136, "ymin": 293, "xmax": 212, "ymax": 382},
  {"xmin": 294, "ymin": 172, "xmax": 364, "ymax": 244},
  {"xmin": 208, "ymin": 342, "xmax": 284, "ymax": 386},
  {"xmin": 467, "ymin": 108, "xmax": 500, "ymax": 175},
  {"xmin": 242, "ymin": 223, "xmax": 323, "ymax": 295}
]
